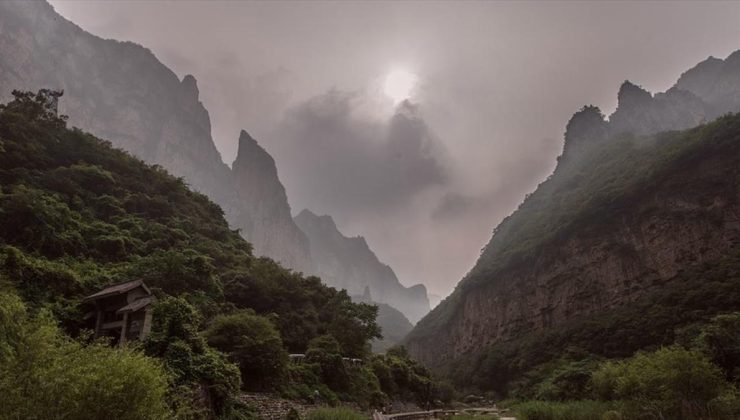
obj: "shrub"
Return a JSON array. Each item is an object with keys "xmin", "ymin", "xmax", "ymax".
[
  {"xmin": 306, "ymin": 407, "xmax": 366, "ymax": 420},
  {"xmin": 144, "ymin": 297, "xmax": 242, "ymax": 416},
  {"xmin": 693, "ymin": 312, "xmax": 740, "ymax": 380},
  {"xmin": 205, "ymin": 310, "xmax": 288, "ymax": 390},
  {"xmin": 591, "ymin": 346, "xmax": 726, "ymax": 418},
  {"xmin": 534, "ymin": 359, "xmax": 599, "ymax": 401},
  {"xmin": 307, "ymin": 335, "xmax": 349, "ymax": 390},
  {"xmin": 0, "ymin": 290, "xmax": 171, "ymax": 419},
  {"xmin": 512, "ymin": 400, "xmax": 618, "ymax": 420}
]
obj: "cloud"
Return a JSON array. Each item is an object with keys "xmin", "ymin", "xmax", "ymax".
[
  {"xmin": 432, "ymin": 193, "xmax": 487, "ymax": 221},
  {"xmin": 48, "ymin": 0, "xmax": 740, "ymax": 296},
  {"xmin": 268, "ymin": 90, "xmax": 448, "ymax": 220}
]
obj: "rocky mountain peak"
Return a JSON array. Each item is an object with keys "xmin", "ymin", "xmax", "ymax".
[
  {"xmin": 232, "ymin": 130, "xmax": 283, "ymax": 194},
  {"xmin": 295, "ymin": 209, "xmax": 338, "ymax": 232},
  {"xmin": 180, "ymin": 74, "xmax": 199, "ymax": 100},
  {"xmin": 228, "ymin": 130, "xmax": 312, "ymax": 272},
  {"xmin": 616, "ymin": 80, "xmax": 652, "ymax": 109},
  {"xmin": 675, "ymin": 50, "xmax": 740, "ymax": 116},
  {"xmin": 558, "ymin": 105, "xmax": 609, "ymax": 167}
]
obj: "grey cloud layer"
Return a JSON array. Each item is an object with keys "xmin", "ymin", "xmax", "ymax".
[
  {"xmin": 48, "ymin": 0, "xmax": 740, "ymax": 295},
  {"xmin": 270, "ymin": 91, "xmax": 447, "ymax": 219}
]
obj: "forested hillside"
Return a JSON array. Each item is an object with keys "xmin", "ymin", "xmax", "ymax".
[
  {"xmin": 406, "ymin": 52, "xmax": 740, "ymax": 387},
  {"xmin": 406, "ymin": 106, "xmax": 740, "ymax": 394},
  {"xmin": 0, "ymin": 91, "xmax": 444, "ymax": 418}
]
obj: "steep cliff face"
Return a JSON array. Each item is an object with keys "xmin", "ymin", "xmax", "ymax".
[
  {"xmin": 0, "ymin": 1, "xmax": 312, "ymax": 270},
  {"xmin": 295, "ymin": 209, "xmax": 430, "ymax": 323},
  {"xmin": 410, "ymin": 149, "xmax": 740, "ymax": 364},
  {"xmin": 560, "ymin": 51, "xmax": 740, "ymax": 167},
  {"xmin": 406, "ymin": 50, "xmax": 740, "ymax": 369},
  {"xmin": 230, "ymin": 131, "xmax": 311, "ymax": 272}
]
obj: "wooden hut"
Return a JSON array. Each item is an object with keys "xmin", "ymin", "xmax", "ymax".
[{"xmin": 83, "ymin": 280, "xmax": 154, "ymax": 346}]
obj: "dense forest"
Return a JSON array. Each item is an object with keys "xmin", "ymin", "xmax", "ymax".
[{"xmin": 0, "ymin": 91, "xmax": 448, "ymax": 419}]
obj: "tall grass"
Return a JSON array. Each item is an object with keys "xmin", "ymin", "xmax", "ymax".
[
  {"xmin": 512, "ymin": 400, "xmax": 620, "ymax": 420},
  {"xmin": 306, "ymin": 407, "xmax": 367, "ymax": 420}
]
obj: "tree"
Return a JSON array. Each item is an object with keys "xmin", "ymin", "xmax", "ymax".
[
  {"xmin": 324, "ymin": 292, "xmax": 381, "ymax": 358},
  {"xmin": 306, "ymin": 335, "xmax": 349, "ymax": 390},
  {"xmin": 143, "ymin": 296, "xmax": 242, "ymax": 416},
  {"xmin": 0, "ymin": 89, "xmax": 68, "ymax": 128},
  {"xmin": 205, "ymin": 310, "xmax": 288, "ymax": 390}
]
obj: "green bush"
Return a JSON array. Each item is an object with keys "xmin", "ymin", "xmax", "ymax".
[
  {"xmin": 307, "ymin": 335, "xmax": 350, "ymax": 390},
  {"xmin": 306, "ymin": 407, "xmax": 366, "ymax": 420},
  {"xmin": 0, "ymin": 290, "xmax": 171, "ymax": 420},
  {"xmin": 282, "ymin": 363, "xmax": 339, "ymax": 406},
  {"xmin": 534, "ymin": 359, "xmax": 599, "ymax": 401},
  {"xmin": 205, "ymin": 310, "xmax": 288, "ymax": 390},
  {"xmin": 143, "ymin": 297, "xmax": 242, "ymax": 416},
  {"xmin": 693, "ymin": 312, "xmax": 740, "ymax": 380},
  {"xmin": 512, "ymin": 400, "xmax": 618, "ymax": 420},
  {"xmin": 591, "ymin": 346, "xmax": 726, "ymax": 418}
]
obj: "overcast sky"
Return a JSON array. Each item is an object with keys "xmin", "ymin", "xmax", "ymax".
[{"xmin": 50, "ymin": 1, "xmax": 740, "ymax": 298}]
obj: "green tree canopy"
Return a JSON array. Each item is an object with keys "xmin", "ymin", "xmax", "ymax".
[{"xmin": 205, "ymin": 310, "xmax": 288, "ymax": 390}]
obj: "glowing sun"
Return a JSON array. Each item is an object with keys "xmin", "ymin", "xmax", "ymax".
[{"xmin": 384, "ymin": 69, "xmax": 417, "ymax": 103}]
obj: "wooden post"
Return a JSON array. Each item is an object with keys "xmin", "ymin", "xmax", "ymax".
[
  {"xmin": 141, "ymin": 307, "xmax": 153, "ymax": 339},
  {"xmin": 119, "ymin": 312, "xmax": 129, "ymax": 346},
  {"xmin": 94, "ymin": 302, "xmax": 103, "ymax": 338}
]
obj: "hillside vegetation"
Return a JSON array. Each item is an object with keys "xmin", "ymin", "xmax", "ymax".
[
  {"xmin": 408, "ymin": 111, "xmax": 740, "ymax": 405},
  {"xmin": 0, "ymin": 91, "xmax": 445, "ymax": 418}
]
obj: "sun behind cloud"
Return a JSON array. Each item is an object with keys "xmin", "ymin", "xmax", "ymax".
[{"xmin": 384, "ymin": 68, "xmax": 418, "ymax": 104}]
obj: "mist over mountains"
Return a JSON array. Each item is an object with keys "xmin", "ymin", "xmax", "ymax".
[
  {"xmin": 0, "ymin": 0, "xmax": 429, "ymax": 325},
  {"xmin": 295, "ymin": 209, "xmax": 429, "ymax": 324}
]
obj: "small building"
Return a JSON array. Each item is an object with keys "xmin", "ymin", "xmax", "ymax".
[{"xmin": 83, "ymin": 280, "xmax": 155, "ymax": 346}]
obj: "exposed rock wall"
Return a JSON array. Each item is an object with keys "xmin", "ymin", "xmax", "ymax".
[
  {"xmin": 229, "ymin": 131, "xmax": 311, "ymax": 272},
  {"xmin": 409, "ymin": 159, "xmax": 740, "ymax": 365}
]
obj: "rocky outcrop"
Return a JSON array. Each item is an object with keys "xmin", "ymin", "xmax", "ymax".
[
  {"xmin": 229, "ymin": 131, "xmax": 311, "ymax": 272},
  {"xmin": 676, "ymin": 51, "xmax": 740, "ymax": 117},
  {"xmin": 558, "ymin": 105, "xmax": 610, "ymax": 167},
  {"xmin": 560, "ymin": 52, "xmax": 740, "ymax": 167},
  {"xmin": 609, "ymin": 81, "xmax": 707, "ymax": 136},
  {"xmin": 295, "ymin": 209, "xmax": 430, "ymax": 323},
  {"xmin": 406, "ymin": 50, "xmax": 740, "ymax": 368},
  {"xmin": 0, "ymin": 1, "xmax": 312, "ymax": 270}
]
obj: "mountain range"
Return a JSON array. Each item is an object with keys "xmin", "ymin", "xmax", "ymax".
[{"xmin": 0, "ymin": 1, "xmax": 429, "ymax": 327}]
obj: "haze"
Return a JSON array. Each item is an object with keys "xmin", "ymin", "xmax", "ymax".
[{"xmin": 50, "ymin": 0, "xmax": 740, "ymax": 298}]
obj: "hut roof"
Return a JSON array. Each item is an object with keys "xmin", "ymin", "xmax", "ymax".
[
  {"xmin": 83, "ymin": 280, "xmax": 150, "ymax": 302},
  {"xmin": 116, "ymin": 296, "xmax": 155, "ymax": 314}
]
